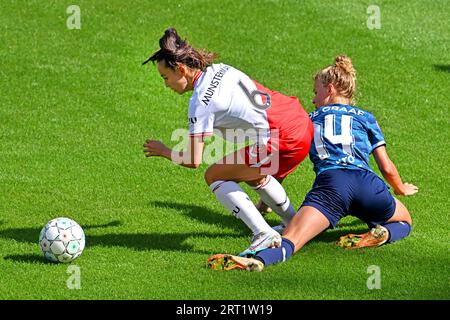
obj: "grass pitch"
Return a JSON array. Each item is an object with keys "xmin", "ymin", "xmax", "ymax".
[{"xmin": 0, "ymin": 0, "xmax": 449, "ymax": 300}]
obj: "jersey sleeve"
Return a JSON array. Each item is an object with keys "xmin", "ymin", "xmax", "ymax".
[
  {"xmin": 366, "ymin": 112, "xmax": 386, "ymax": 151},
  {"xmin": 188, "ymin": 102, "xmax": 215, "ymax": 138}
]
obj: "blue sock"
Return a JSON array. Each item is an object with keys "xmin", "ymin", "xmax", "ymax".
[
  {"xmin": 382, "ymin": 221, "xmax": 411, "ymax": 243},
  {"xmin": 254, "ymin": 238, "xmax": 295, "ymax": 266}
]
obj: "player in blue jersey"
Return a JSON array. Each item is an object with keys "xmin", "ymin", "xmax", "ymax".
[{"xmin": 208, "ymin": 55, "xmax": 419, "ymax": 271}]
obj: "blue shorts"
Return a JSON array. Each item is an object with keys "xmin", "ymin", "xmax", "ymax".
[{"xmin": 302, "ymin": 169, "xmax": 396, "ymax": 228}]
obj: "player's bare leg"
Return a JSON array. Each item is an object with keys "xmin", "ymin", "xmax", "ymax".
[
  {"xmin": 282, "ymin": 206, "xmax": 330, "ymax": 253},
  {"xmin": 386, "ymin": 198, "xmax": 412, "ymax": 225},
  {"xmin": 255, "ymin": 199, "xmax": 272, "ymax": 215}
]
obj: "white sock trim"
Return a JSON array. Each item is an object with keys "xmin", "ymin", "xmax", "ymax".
[{"xmin": 209, "ymin": 180, "xmax": 227, "ymax": 193}]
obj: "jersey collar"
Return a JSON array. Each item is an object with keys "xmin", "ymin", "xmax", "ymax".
[{"xmin": 193, "ymin": 70, "xmax": 204, "ymax": 87}]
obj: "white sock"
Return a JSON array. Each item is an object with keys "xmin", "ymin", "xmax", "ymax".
[
  {"xmin": 210, "ymin": 180, "xmax": 273, "ymax": 236},
  {"xmin": 252, "ymin": 175, "xmax": 296, "ymax": 225}
]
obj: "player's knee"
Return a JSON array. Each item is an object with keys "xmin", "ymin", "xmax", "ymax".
[
  {"xmin": 204, "ymin": 166, "xmax": 218, "ymax": 185},
  {"xmin": 394, "ymin": 199, "xmax": 412, "ymax": 225},
  {"xmin": 394, "ymin": 214, "xmax": 412, "ymax": 226},
  {"xmin": 402, "ymin": 205, "xmax": 412, "ymax": 225},
  {"xmin": 245, "ymin": 176, "xmax": 267, "ymax": 187},
  {"xmin": 404, "ymin": 215, "xmax": 412, "ymax": 226}
]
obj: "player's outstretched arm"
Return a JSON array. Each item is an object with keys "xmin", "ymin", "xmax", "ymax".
[
  {"xmin": 143, "ymin": 136, "xmax": 204, "ymax": 169},
  {"xmin": 373, "ymin": 146, "xmax": 418, "ymax": 196}
]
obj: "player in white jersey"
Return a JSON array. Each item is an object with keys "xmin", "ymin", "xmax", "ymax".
[{"xmin": 142, "ymin": 28, "xmax": 313, "ymax": 256}]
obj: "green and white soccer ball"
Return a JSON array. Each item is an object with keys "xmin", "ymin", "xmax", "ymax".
[{"xmin": 39, "ymin": 217, "xmax": 85, "ymax": 263}]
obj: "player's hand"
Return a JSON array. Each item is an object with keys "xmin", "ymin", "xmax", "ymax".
[
  {"xmin": 395, "ymin": 182, "xmax": 419, "ymax": 196},
  {"xmin": 143, "ymin": 139, "xmax": 170, "ymax": 158}
]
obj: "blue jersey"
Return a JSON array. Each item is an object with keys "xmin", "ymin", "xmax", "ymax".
[{"xmin": 309, "ymin": 104, "xmax": 386, "ymax": 175}]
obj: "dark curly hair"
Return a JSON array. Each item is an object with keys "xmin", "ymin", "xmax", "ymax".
[{"xmin": 143, "ymin": 28, "xmax": 217, "ymax": 70}]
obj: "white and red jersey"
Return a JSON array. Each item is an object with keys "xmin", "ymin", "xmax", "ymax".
[{"xmin": 188, "ymin": 63, "xmax": 311, "ymax": 149}]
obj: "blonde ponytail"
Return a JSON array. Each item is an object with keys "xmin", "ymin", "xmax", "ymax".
[{"xmin": 315, "ymin": 55, "xmax": 357, "ymax": 103}]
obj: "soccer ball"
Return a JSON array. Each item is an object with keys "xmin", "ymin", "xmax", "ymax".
[{"xmin": 39, "ymin": 217, "xmax": 85, "ymax": 263}]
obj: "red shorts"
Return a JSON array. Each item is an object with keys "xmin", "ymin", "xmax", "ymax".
[
  {"xmin": 240, "ymin": 81, "xmax": 314, "ymax": 179},
  {"xmin": 244, "ymin": 120, "xmax": 314, "ymax": 179}
]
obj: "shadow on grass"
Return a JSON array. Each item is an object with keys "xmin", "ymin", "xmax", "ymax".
[
  {"xmin": 313, "ymin": 226, "xmax": 369, "ymax": 243},
  {"xmin": 4, "ymin": 254, "xmax": 53, "ymax": 264},
  {"xmin": 88, "ymin": 231, "xmax": 236, "ymax": 254},
  {"xmin": 150, "ymin": 200, "xmax": 280, "ymax": 233},
  {"xmin": 149, "ymin": 201, "xmax": 371, "ymax": 244},
  {"xmin": 83, "ymin": 220, "xmax": 123, "ymax": 229},
  {"xmin": 434, "ymin": 64, "xmax": 450, "ymax": 73},
  {"xmin": 0, "ymin": 220, "xmax": 124, "ymax": 244},
  {"xmin": 0, "ymin": 207, "xmax": 373, "ymax": 262},
  {"xmin": 335, "ymin": 219, "xmax": 366, "ymax": 228},
  {"xmin": 0, "ymin": 226, "xmax": 238, "ymax": 256}
]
